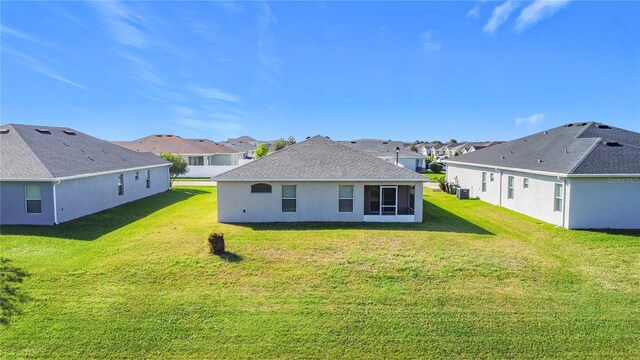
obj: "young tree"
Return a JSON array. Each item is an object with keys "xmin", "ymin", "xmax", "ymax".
[
  {"xmin": 449, "ymin": 139, "xmax": 458, "ymax": 144},
  {"xmin": 270, "ymin": 138, "xmax": 287, "ymax": 152},
  {"xmin": 409, "ymin": 143, "xmax": 418, "ymax": 152},
  {"xmin": 254, "ymin": 143, "xmax": 269, "ymax": 158},
  {"xmin": 159, "ymin": 153, "xmax": 188, "ymax": 187},
  {"xmin": 285, "ymin": 136, "xmax": 296, "ymax": 146}
]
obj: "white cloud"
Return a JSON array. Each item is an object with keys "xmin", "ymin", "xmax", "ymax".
[
  {"xmin": 2, "ymin": 47, "xmax": 86, "ymax": 89},
  {"xmin": 90, "ymin": 1, "xmax": 150, "ymax": 48},
  {"xmin": 419, "ymin": 30, "xmax": 441, "ymax": 52},
  {"xmin": 467, "ymin": 5, "xmax": 480, "ymax": 19},
  {"xmin": 176, "ymin": 118, "xmax": 243, "ymax": 134},
  {"xmin": 515, "ymin": 0, "xmax": 571, "ymax": 32},
  {"xmin": 191, "ymin": 86, "xmax": 241, "ymax": 103},
  {"xmin": 483, "ymin": 1, "xmax": 518, "ymax": 34},
  {"xmin": 0, "ymin": 25, "xmax": 60, "ymax": 50},
  {"xmin": 516, "ymin": 113, "xmax": 545, "ymax": 127},
  {"xmin": 257, "ymin": 2, "xmax": 282, "ymax": 82}
]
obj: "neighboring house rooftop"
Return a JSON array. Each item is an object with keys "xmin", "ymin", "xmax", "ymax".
[
  {"xmin": 446, "ymin": 122, "xmax": 640, "ymax": 175},
  {"xmin": 215, "ymin": 135, "xmax": 426, "ymax": 181},
  {"xmin": 0, "ymin": 124, "xmax": 169, "ymax": 180},
  {"xmin": 114, "ymin": 134, "xmax": 237, "ymax": 154},
  {"xmin": 339, "ymin": 139, "xmax": 422, "ymax": 158}
]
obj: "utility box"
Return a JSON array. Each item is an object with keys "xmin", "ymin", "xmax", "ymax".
[
  {"xmin": 456, "ymin": 188, "xmax": 470, "ymax": 200},
  {"xmin": 448, "ymin": 184, "xmax": 459, "ymax": 195}
]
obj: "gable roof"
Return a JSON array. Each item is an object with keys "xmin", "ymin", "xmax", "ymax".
[
  {"xmin": 0, "ymin": 124, "xmax": 169, "ymax": 181},
  {"xmin": 114, "ymin": 134, "xmax": 237, "ymax": 155},
  {"xmin": 339, "ymin": 139, "xmax": 423, "ymax": 158},
  {"xmin": 446, "ymin": 122, "xmax": 640, "ymax": 175},
  {"xmin": 215, "ymin": 136, "xmax": 426, "ymax": 181}
]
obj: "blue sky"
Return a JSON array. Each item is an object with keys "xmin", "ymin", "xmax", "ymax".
[{"xmin": 1, "ymin": 1, "xmax": 639, "ymax": 142}]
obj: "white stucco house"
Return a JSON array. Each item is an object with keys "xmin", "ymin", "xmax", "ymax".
[
  {"xmin": 445, "ymin": 122, "xmax": 640, "ymax": 229},
  {"xmin": 115, "ymin": 134, "xmax": 246, "ymax": 178},
  {"xmin": 215, "ymin": 136, "xmax": 426, "ymax": 223},
  {"xmin": 0, "ymin": 124, "xmax": 171, "ymax": 225}
]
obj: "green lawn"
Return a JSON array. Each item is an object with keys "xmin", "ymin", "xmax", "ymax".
[
  {"xmin": 423, "ymin": 172, "xmax": 446, "ymax": 182},
  {"xmin": 172, "ymin": 177, "xmax": 211, "ymax": 181},
  {"xmin": 1, "ymin": 187, "xmax": 639, "ymax": 358}
]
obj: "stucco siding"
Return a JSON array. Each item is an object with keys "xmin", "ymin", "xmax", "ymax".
[
  {"xmin": 218, "ymin": 181, "xmax": 423, "ymax": 223},
  {"xmin": 567, "ymin": 177, "xmax": 640, "ymax": 229},
  {"xmin": 447, "ymin": 163, "xmax": 564, "ymax": 226},
  {"xmin": 0, "ymin": 182, "xmax": 55, "ymax": 225},
  {"xmin": 55, "ymin": 166, "xmax": 170, "ymax": 223}
]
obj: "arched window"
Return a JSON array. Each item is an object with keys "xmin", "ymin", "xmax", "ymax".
[{"xmin": 251, "ymin": 183, "xmax": 272, "ymax": 193}]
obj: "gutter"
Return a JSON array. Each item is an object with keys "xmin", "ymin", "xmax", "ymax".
[
  {"xmin": 52, "ymin": 180, "xmax": 60, "ymax": 225},
  {"xmin": 445, "ymin": 160, "xmax": 640, "ymax": 178},
  {"xmin": 0, "ymin": 163, "xmax": 171, "ymax": 183},
  {"xmin": 213, "ymin": 178, "xmax": 428, "ymax": 183}
]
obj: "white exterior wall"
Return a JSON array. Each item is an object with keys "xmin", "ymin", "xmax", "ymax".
[
  {"xmin": 447, "ymin": 163, "xmax": 564, "ymax": 226},
  {"xmin": 567, "ymin": 177, "xmax": 640, "ymax": 229},
  {"xmin": 185, "ymin": 165, "xmax": 239, "ymax": 178},
  {"xmin": 217, "ymin": 181, "xmax": 423, "ymax": 223},
  {"xmin": 0, "ymin": 182, "xmax": 55, "ymax": 225},
  {"xmin": 55, "ymin": 166, "xmax": 170, "ymax": 223}
]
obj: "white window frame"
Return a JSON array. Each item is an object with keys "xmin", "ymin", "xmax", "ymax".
[
  {"xmin": 554, "ymin": 183, "xmax": 563, "ymax": 212},
  {"xmin": 25, "ymin": 185, "xmax": 42, "ymax": 214},
  {"xmin": 481, "ymin": 172, "xmax": 487, "ymax": 192},
  {"xmin": 338, "ymin": 185, "xmax": 354, "ymax": 213},
  {"xmin": 523, "ymin": 178, "xmax": 529, "ymax": 189},
  {"xmin": 146, "ymin": 170, "xmax": 151, "ymax": 189},
  {"xmin": 281, "ymin": 185, "xmax": 296, "ymax": 212},
  {"xmin": 118, "ymin": 174, "xmax": 124, "ymax": 196},
  {"xmin": 507, "ymin": 176, "xmax": 514, "ymax": 199}
]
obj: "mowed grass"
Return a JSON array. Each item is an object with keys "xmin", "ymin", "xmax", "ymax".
[
  {"xmin": 1, "ymin": 187, "xmax": 639, "ymax": 359},
  {"xmin": 423, "ymin": 172, "xmax": 446, "ymax": 182}
]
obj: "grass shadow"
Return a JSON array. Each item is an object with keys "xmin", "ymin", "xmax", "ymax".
[
  {"xmin": 1, "ymin": 188, "xmax": 208, "ymax": 241},
  {"xmin": 0, "ymin": 258, "xmax": 30, "ymax": 326},
  {"xmin": 216, "ymin": 251, "xmax": 243, "ymax": 262},
  {"xmin": 233, "ymin": 199, "xmax": 494, "ymax": 235}
]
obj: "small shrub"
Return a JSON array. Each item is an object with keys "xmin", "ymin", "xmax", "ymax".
[
  {"xmin": 208, "ymin": 233, "xmax": 225, "ymax": 254},
  {"xmin": 437, "ymin": 177, "xmax": 447, "ymax": 191},
  {"xmin": 429, "ymin": 162, "xmax": 443, "ymax": 173}
]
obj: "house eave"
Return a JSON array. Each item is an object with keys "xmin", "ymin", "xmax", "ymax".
[
  {"xmin": 214, "ymin": 178, "xmax": 428, "ymax": 182},
  {"xmin": 0, "ymin": 163, "xmax": 171, "ymax": 183},
  {"xmin": 445, "ymin": 160, "xmax": 640, "ymax": 178}
]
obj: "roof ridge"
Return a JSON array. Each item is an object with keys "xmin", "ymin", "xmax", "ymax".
[{"xmin": 566, "ymin": 136, "xmax": 602, "ymax": 174}]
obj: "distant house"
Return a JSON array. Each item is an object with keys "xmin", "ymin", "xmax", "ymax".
[
  {"xmin": 340, "ymin": 139, "xmax": 426, "ymax": 172},
  {"xmin": 219, "ymin": 135, "xmax": 271, "ymax": 159},
  {"xmin": 215, "ymin": 136, "xmax": 426, "ymax": 223},
  {"xmin": 0, "ymin": 124, "xmax": 170, "ymax": 225},
  {"xmin": 445, "ymin": 122, "xmax": 640, "ymax": 229},
  {"xmin": 114, "ymin": 134, "xmax": 245, "ymax": 178}
]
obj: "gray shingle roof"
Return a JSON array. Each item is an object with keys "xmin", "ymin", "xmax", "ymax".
[
  {"xmin": 215, "ymin": 135, "xmax": 426, "ymax": 181},
  {"xmin": 0, "ymin": 124, "xmax": 169, "ymax": 180},
  {"xmin": 446, "ymin": 122, "xmax": 640, "ymax": 175},
  {"xmin": 114, "ymin": 134, "xmax": 237, "ymax": 154},
  {"xmin": 339, "ymin": 139, "xmax": 422, "ymax": 158}
]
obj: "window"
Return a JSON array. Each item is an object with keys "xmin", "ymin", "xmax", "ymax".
[
  {"xmin": 481, "ymin": 172, "xmax": 487, "ymax": 192},
  {"xmin": 507, "ymin": 176, "xmax": 514, "ymax": 199},
  {"xmin": 490, "ymin": 173, "xmax": 495, "ymax": 182},
  {"xmin": 338, "ymin": 185, "xmax": 354, "ymax": 212},
  {"xmin": 118, "ymin": 174, "xmax": 124, "ymax": 196},
  {"xmin": 25, "ymin": 185, "xmax": 42, "ymax": 214},
  {"xmin": 251, "ymin": 183, "xmax": 272, "ymax": 193},
  {"xmin": 523, "ymin": 178, "xmax": 529, "ymax": 189},
  {"xmin": 282, "ymin": 185, "xmax": 296, "ymax": 212},
  {"xmin": 554, "ymin": 183, "xmax": 563, "ymax": 212},
  {"xmin": 146, "ymin": 170, "xmax": 151, "ymax": 189},
  {"xmin": 188, "ymin": 156, "xmax": 204, "ymax": 166},
  {"xmin": 135, "ymin": 171, "xmax": 140, "ymax": 180}
]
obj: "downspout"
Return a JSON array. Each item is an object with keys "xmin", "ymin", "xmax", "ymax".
[
  {"xmin": 497, "ymin": 169, "xmax": 503, "ymax": 207},
  {"xmin": 561, "ymin": 176, "xmax": 567, "ymax": 229},
  {"xmin": 52, "ymin": 180, "xmax": 60, "ymax": 225}
]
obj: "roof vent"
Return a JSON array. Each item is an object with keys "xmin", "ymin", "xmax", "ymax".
[
  {"xmin": 544, "ymin": 131, "xmax": 548, "ymax": 134},
  {"xmin": 87, "ymin": 155, "xmax": 94, "ymax": 161},
  {"xmin": 564, "ymin": 149, "xmax": 568, "ymax": 154},
  {"xmin": 198, "ymin": 140, "xmax": 204, "ymax": 142},
  {"xmin": 325, "ymin": 136, "xmax": 330, "ymax": 139},
  {"xmin": 350, "ymin": 141, "xmax": 356, "ymax": 144},
  {"xmin": 523, "ymin": 139, "xmax": 527, "ymax": 142},
  {"xmin": 120, "ymin": 156, "xmax": 127, "ymax": 161},
  {"xmin": 538, "ymin": 159, "xmax": 543, "ymax": 163},
  {"xmin": 0, "ymin": 128, "xmax": 9, "ymax": 134},
  {"xmin": 80, "ymin": 148, "xmax": 86, "ymax": 154},
  {"xmin": 101, "ymin": 148, "xmax": 107, "ymax": 153},
  {"xmin": 36, "ymin": 128, "xmax": 51, "ymax": 134},
  {"xmin": 63, "ymin": 130, "xmax": 76, "ymax": 135},
  {"xmin": 565, "ymin": 123, "xmax": 573, "ymax": 127},
  {"xmin": 382, "ymin": 141, "xmax": 389, "ymax": 144},
  {"xmin": 306, "ymin": 136, "xmax": 311, "ymax": 139},
  {"xmin": 596, "ymin": 124, "xmax": 610, "ymax": 129},
  {"xmin": 63, "ymin": 142, "xmax": 69, "ymax": 147},
  {"xmin": 500, "ymin": 155, "xmax": 505, "ymax": 159},
  {"xmin": 510, "ymin": 150, "xmax": 514, "ymax": 154},
  {"xmin": 155, "ymin": 135, "xmax": 162, "ymax": 137},
  {"xmin": 604, "ymin": 141, "xmax": 621, "ymax": 147},
  {"xmin": 580, "ymin": 122, "xmax": 588, "ymax": 126},
  {"xmin": 167, "ymin": 135, "xmax": 173, "ymax": 137}
]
